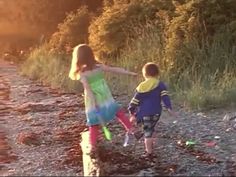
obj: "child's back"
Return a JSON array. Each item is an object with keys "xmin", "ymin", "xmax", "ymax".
[
  {"xmin": 81, "ymin": 65, "xmax": 120, "ymax": 126},
  {"xmin": 128, "ymin": 62, "xmax": 176, "ymax": 158},
  {"xmin": 131, "ymin": 80, "xmax": 169, "ymax": 121}
]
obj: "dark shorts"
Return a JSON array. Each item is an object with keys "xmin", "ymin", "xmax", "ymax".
[{"xmin": 142, "ymin": 114, "xmax": 160, "ymax": 138}]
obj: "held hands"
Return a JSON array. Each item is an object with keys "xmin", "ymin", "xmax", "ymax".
[{"xmin": 130, "ymin": 115, "xmax": 136, "ymax": 123}]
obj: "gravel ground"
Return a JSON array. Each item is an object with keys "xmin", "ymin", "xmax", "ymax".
[{"xmin": 0, "ymin": 60, "xmax": 235, "ymax": 176}]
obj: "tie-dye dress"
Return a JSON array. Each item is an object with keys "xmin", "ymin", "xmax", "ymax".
[{"xmin": 82, "ymin": 67, "xmax": 120, "ymax": 126}]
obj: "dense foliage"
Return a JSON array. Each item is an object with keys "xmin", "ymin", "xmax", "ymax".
[{"xmin": 9, "ymin": 0, "xmax": 236, "ymax": 109}]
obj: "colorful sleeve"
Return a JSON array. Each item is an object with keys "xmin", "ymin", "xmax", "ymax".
[
  {"xmin": 160, "ymin": 82, "xmax": 172, "ymax": 110},
  {"xmin": 128, "ymin": 91, "xmax": 141, "ymax": 115}
]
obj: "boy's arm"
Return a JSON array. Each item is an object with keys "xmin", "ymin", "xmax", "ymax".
[
  {"xmin": 100, "ymin": 64, "xmax": 137, "ymax": 76},
  {"xmin": 159, "ymin": 82, "xmax": 172, "ymax": 109},
  {"xmin": 160, "ymin": 82, "xmax": 178, "ymax": 118},
  {"xmin": 159, "ymin": 82, "xmax": 174, "ymax": 113}
]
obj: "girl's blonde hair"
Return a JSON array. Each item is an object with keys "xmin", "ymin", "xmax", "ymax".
[{"xmin": 69, "ymin": 44, "xmax": 96, "ymax": 80}]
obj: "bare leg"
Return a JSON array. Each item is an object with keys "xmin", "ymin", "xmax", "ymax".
[
  {"xmin": 151, "ymin": 131, "xmax": 157, "ymax": 149},
  {"xmin": 144, "ymin": 138, "xmax": 153, "ymax": 154}
]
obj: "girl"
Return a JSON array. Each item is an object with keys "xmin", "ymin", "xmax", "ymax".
[{"xmin": 69, "ymin": 44, "xmax": 136, "ymax": 152}]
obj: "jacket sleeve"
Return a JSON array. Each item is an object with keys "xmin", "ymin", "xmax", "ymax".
[
  {"xmin": 128, "ymin": 91, "xmax": 141, "ymax": 115},
  {"xmin": 160, "ymin": 82, "xmax": 172, "ymax": 110}
]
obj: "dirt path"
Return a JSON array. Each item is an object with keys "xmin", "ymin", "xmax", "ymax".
[
  {"xmin": 0, "ymin": 60, "xmax": 86, "ymax": 176},
  {"xmin": 0, "ymin": 60, "xmax": 236, "ymax": 176}
]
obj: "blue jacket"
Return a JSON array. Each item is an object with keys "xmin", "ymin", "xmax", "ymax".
[{"xmin": 128, "ymin": 78, "xmax": 172, "ymax": 123}]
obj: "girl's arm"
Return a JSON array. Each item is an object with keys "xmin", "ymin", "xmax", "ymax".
[{"xmin": 100, "ymin": 64, "xmax": 137, "ymax": 76}]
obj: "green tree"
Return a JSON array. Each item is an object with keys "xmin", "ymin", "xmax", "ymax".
[
  {"xmin": 89, "ymin": 0, "xmax": 174, "ymax": 60},
  {"xmin": 49, "ymin": 6, "xmax": 91, "ymax": 52}
]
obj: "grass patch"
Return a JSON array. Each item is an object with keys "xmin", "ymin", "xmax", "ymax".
[
  {"xmin": 20, "ymin": 44, "xmax": 83, "ymax": 93},
  {"xmin": 174, "ymin": 72, "xmax": 236, "ymax": 110},
  {"xmin": 20, "ymin": 25, "xmax": 236, "ymax": 111},
  {"xmin": 116, "ymin": 25, "xmax": 236, "ymax": 110}
]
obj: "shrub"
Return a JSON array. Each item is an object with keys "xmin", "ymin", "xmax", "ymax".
[
  {"xmin": 49, "ymin": 6, "xmax": 92, "ymax": 52},
  {"xmin": 115, "ymin": 22, "xmax": 236, "ymax": 110},
  {"xmin": 20, "ymin": 0, "xmax": 236, "ymax": 110},
  {"xmin": 89, "ymin": 0, "xmax": 174, "ymax": 61},
  {"xmin": 164, "ymin": 0, "xmax": 236, "ymax": 77}
]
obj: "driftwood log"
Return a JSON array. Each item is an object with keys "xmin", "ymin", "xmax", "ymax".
[
  {"xmin": 80, "ymin": 130, "xmax": 140, "ymax": 176},
  {"xmin": 80, "ymin": 131, "xmax": 103, "ymax": 176}
]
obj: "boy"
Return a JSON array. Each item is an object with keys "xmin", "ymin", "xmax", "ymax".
[{"xmin": 128, "ymin": 62, "xmax": 177, "ymax": 158}]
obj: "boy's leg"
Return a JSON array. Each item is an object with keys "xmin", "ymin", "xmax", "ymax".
[
  {"xmin": 144, "ymin": 137, "xmax": 153, "ymax": 154},
  {"xmin": 116, "ymin": 109, "xmax": 132, "ymax": 132},
  {"xmin": 151, "ymin": 132, "xmax": 157, "ymax": 151},
  {"xmin": 89, "ymin": 125, "xmax": 100, "ymax": 149},
  {"xmin": 143, "ymin": 119, "xmax": 154, "ymax": 154},
  {"xmin": 143, "ymin": 114, "xmax": 160, "ymax": 154}
]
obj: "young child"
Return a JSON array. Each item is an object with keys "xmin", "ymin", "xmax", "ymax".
[
  {"xmin": 128, "ymin": 62, "xmax": 177, "ymax": 158},
  {"xmin": 69, "ymin": 44, "xmax": 137, "ymax": 153}
]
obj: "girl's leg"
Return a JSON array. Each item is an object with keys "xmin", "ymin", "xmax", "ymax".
[
  {"xmin": 116, "ymin": 109, "xmax": 132, "ymax": 132},
  {"xmin": 89, "ymin": 125, "xmax": 100, "ymax": 148}
]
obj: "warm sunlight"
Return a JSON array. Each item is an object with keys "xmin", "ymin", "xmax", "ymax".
[{"xmin": 0, "ymin": 0, "xmax": 236, "ymax": 176}]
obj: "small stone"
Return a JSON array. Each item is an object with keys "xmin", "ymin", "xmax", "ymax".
[
  {"xmin": 17, "ymin": 132, "xmax": 41, "ymax": 146},
  {"xmin": 223, "ymin": 114, "xmax": 230, "ymax": 121},
  {"xmin": 197, "ymin": 112, "xmax": 204, "ymax": 116},
  {"xmin": 177, "ymin": 140, "xmax": 182, "ymax": 145}
]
